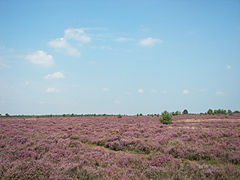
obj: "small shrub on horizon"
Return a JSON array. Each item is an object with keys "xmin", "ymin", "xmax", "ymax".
[
  {"xmin": 182, "ymin": 109, "xmax": 188, "ymax": 115},
  {"xmin": 228, "ymin": 110, "xmax": 233, "ymax": 116},
  {"xmin": 207, "ymin": 109, "xmax": 213, "ymax": 115},
  {"xmin": 117, "ymin": 114, "xmax": 122, "ymax": 118},
  {"xmin": 159, "ymin": 111, "xmax": 172, "ymax": 125}
]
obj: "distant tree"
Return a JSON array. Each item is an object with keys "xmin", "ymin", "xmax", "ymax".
[
  {"xmin": 117, "ymin": 114, "xmax": 122, "ymax": 118},
  {"xmin": 223, "ymin": 109, "xmax": 227, "ymax": 115},
  {"xmin": 171, "ymin": 111, "xmax": 181, "ymax": 116},
  {"xmin": 159, "ymin": 111, "xmax": 172, "ymax": 124},
  {"xmin": 182, "ymin": 109, "xmax": 188, "ymax": 115},
  {"xmin": 175, "ymin": 111, "xmax": 181, "ymax": 115},
  {"xmin": 233, "ymin": 110, "xmax": 240, "ymax": 114},
  {"xmin": 207, "ymin": 109, "xmax": 213, "ymax": 115},
  {"xmin": 5, "ymin": 113, "xmax": 10, "ymax": 117},
  {"xmin": 213, "ymin": 109, "xmax": 228, "ymax": 115},
  {"xmin": 139, "ymin": 113, "xmax": 143, "ymax": 116},
  {"xmin": 228, "ymin": 110, "xmax": 233, "ymax": 116}
]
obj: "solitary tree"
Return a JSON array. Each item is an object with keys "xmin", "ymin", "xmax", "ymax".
[
  {"xmin": 207, "ymin": 109, "xmax": 213, "ymax": 115},
  {"xmin": 159, "ymin": 111, "xmax": 173, "ymax": 124},
  {"xmin": 182, "ymin": 109, "xmax": 188, "ymax": 115},
  {"xmin": 228, "ymin": 110, "xmax": 233, "ymax": 116}
]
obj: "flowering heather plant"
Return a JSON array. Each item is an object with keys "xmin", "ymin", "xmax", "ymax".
[{"xmin": 0, "ymin": 114, "xmax": 240, "ymax": 179}]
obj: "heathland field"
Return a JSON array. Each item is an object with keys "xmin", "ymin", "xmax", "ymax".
[{"xmin": 0, "ymin": 114, "xmax": 240, "ymax": 179}]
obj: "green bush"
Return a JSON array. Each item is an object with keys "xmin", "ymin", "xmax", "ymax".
[
  {"xmin": 159, "ymin": 111, "xmax": 172, "ymax": 124},
  {"xmin": 228, "ymin": 110, "xmax": 233, "ymax": 116},
  {"xmin": 207, "ymin": 109, "xmax": 213, "ymax": 115},
  {"xmin": 117, "ymin": 114, "xmax": 122, "ymax": 118},
  {"xmin": 182, "ymin": 109, "xmax": 188, "ymax": 114}
]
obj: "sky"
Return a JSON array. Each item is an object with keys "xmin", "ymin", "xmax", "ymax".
[{"xmin": 0, "ymin": 0, "xmax": 240, "ymax": 115}]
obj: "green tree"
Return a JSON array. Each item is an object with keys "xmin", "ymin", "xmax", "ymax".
[
  {"xmin": 159, "ymin": 111, "xmax": 172, "ymax": 124},
  {"xmin": 182, "ymin": 109, "xmax": 188, "ymax": 115},
  {"xmin": 228, "ymin": 110, "xmax": 233, "ymax": 116},
  {"xmin": 207, "ymin": 109, "xmax": 213, "ymax": 115}
]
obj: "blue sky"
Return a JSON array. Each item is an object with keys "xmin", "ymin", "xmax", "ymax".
[{"xmin": 0, "ymin": 0, "xmax": 240, "ymax": 115}]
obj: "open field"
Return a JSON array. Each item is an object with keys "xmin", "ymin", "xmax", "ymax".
[{"xmin": 1, "ymin": 114, "xmax": 240, "ymax": 179}]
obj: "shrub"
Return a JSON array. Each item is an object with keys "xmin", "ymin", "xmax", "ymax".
[
  {"xmin": 159, "ymin": 111, "xmax": 172, "ymax": 124},
  {"xmin": 172, "ymin": 111, "xmax": 181, "ymax": 116},
  {"xmin": 117, "ymin": 114, "xmax": 122, "ymax": 118},
  {"xmin": 228, "ymin": 110, "xmax": 233, "ymax": 116},
  {"xmin": 214, "ymin": 109, "xmax": 227, "ymax": 115},
  {"xmin": 207, "ymin": 109, "xmax": 213, "ymax": 115},
  {"xmin": 182, "ymin": 109, "xmax": 188, "ymax": 115}
]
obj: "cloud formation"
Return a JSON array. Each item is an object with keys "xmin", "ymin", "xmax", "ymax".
[
  {"xmin": 45, "ymin": 72, "xmax": 64, "ymax": 80},
  {"xmin": 102, "ymin": 88, "xmax": 110, "ymax": 92},
  {"xmin": 115, "ymin": 37, "xmax": 133, "ymax": 42},
  {"xmin": 46, "ymin": 87, "xmax": 58, "ymax": 93},
  {"xmin": 114, "ymin": 100, "xmax": 120, "ymax": 104},
  {"xmin": 48, "ymin": 28, "xmax": 91, "ymax": 57},
  {"xmin": 183, "ymin": 89, "xmax": 189, "ymax": 95},
  {"xmin": 139, "ymin": 37, "xmax": 162, "ymax": 46},
  {"xmin": 25, "ymin": 50, "xmax": 54, "ymax": 67},
  {"xmin": 138, "ymin": 89, "xmax": 144, "ymax": 93},
  {"xmin": 0, "ymin": 61, "xmax": 9, "ymax": 69},
  {"xmin": 216, "ymin": 91, "xmax": 224, "ymax": 95}
]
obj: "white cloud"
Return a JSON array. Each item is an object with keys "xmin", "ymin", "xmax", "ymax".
[
  {"xmin": 46, "ymin": 87, "xmax": 58, "ymax": 93},
  {"xmin": 151, "ymin": 89, "xmax": 157, "ymax": 94},
  {"xmin": 114, "ymin": 100, "xmax": 120, "ymax": 104},
  {"xmin": 102, "ymin": 88, "xmax": 110, "ymax": 92},
  {"xmin": 160, "ymin": 90, "xmax": 168, "ymax": 94},
  {"xmin": 25, "ymin": 81, "xmax": 30, "ymax": 86},
  {"xmin": 25, "ymin": 50, "xmax": 54, "ymax": 67},
  {"xmin": 45, "ymin": 72, "xmax": 64, "ymax": 80},
  {"xmin": 0, "ymin": 45, "xmax": 14, "ymax": 53},
  {"xmin": 48, "ymin": 37, "xmax": 81, "ymax": 57},
  {"xmin": 138, "ymin": 89, "xmax": 144, "ymax": 93},
  {"xmin": 88, "ymin": 61, "xmax": 96, "ymax": 65},
  {"xmin": 0, "ymin": 61, "xmax": 9, "ymax": 69},
  {"xmin": 48, "ymin": 28, "xmax": 91, "ymax": 57},
  {"xmin": 226, "ymin": 65, "xmax": 231, "ymax": 70},
  {"xmin": 200, "ymin": 89, "xmax": 208, "ymax": 92},
  {"xmin": 216, "ymin": 91, "xmax": 224, "ymax": 95},
  {"xmin": 64, "ymin": 28, "xmax": 91, "ymax": 43},
  {"xmin": 48, "ymin": 38, "xmax": 67, "ymax": 49},
  {"xmin": 115, "ymin": 37, "xmax": 133, "ymax": 42},
  {"xmin": 100, "ymin": 46, "xmax": 112, "ymax": 50},
  {"xmin": 139, "ymin": 37, "xmax": 162, "ymax": 47},
  {"xmin": 183, "ymin": 89, "xmax": 189, "ymax": 95}
]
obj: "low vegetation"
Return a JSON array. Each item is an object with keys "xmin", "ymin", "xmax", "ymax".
[
  {"xmin": 159, "ymin": 111, "xmax": 173, "ymax": 124},
  {"xmin": 1, "ymin": 114, "xmax": 240, "ymax": 179}
]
